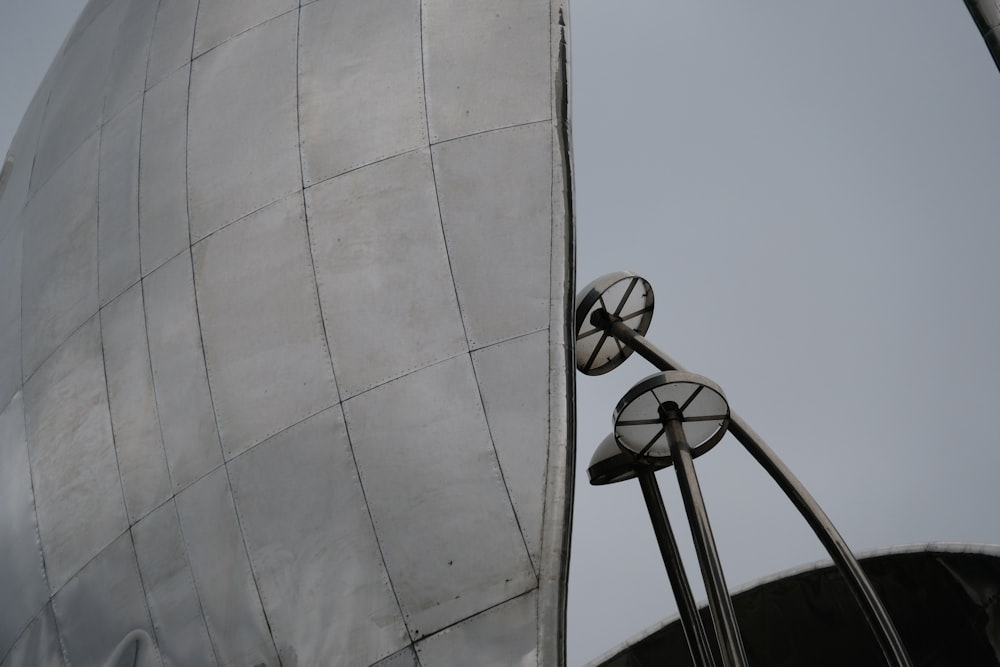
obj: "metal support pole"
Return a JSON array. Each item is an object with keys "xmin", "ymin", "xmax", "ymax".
[
  {"xmin": 660, "ymin": 403, "xmax": 748, "ymax": 667},
  {"xmin": 635, "ymin": 464, "xmax": 718, "ymax": 667},
  {"xmin": 591, "ymin": 309, "xmax": 913, "ymax": 667}
]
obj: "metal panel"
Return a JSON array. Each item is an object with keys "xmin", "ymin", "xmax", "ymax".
[
  {"xmin": 132, "ymin": 500, "xmax": 218, "ymax": 667},
  {"xmin": 174, "ymin": 467, "xmax": 278, "ymax": 666},
  {"xmin": 98, "ymin": 96, "xmax": 142, "ymax": 306},
  {"xmin": 21, "ymin": 132, "xmax": 100, "ymax": 379},
  {"xmin": 52, "ymin": 533, "xmax": 160, "ymax": 667},
  {"xmin": 431, "ymin": 123, "xmax": 552, "ymax": 348},
  {"xmin": 22, "ymin": 317, "xmax": 127, "ymax": 593},
  {"xmin": 187, "ymin": 10, "xmax": 300, "ymax": 241},
  {"xmin": 192, "ymin": 194, "xmax": 336, "ymax": 459},
  {"xmin": 344, "ymin": 356, "xmax": 535, "ymax": 639},
  {"xmin": 103, "ymin": 0, "xmax": 158, "ymax": 120},
  {"xmin": 31, "ymin": 0, "xmax": 126, "ymax": 192},
  {"xmin": 0, "ymin": 392, "xmax": 48, "ymax": 659},
  {"xmin": 0, "ymin": 228, "xmax": 21, "ymax": 411},
  {"xmin": 139, "ymin": 65, "xmax": 190, "ymax": 276},
  {"xmin": 146, "ymin": 0, "xmax": 198, "ymax": 89},
  {"xmin": 0, "ymin": 605, "xmax": 63, "ymax": 667},
  {"xmin": 298, "ymin": 0, "xmax": 426, "ymax": 186},
  {"xmin": 142, "ymin": 251, "xmax": 222, "ymax": 491},
  {"xmin": 304, "ymin": 150, "xmax": 466, "ymax": 398},
  {"xmin": 100, "ymin": 283, "xmax": 171, "ymax": 522},
  {"xmin": 61, "ymin": 0, "xmax": 120, "ymax": 56},
  {"xmin": 416, "ymin": 591, "xmax": 538, "ymax": 667},
  {"xmin": 422, "ymin": 0, "xmax": 551, "ymax": 143},
  {"xmin": 471, "ymin": 330, "xmax": 550, "ymax": 567},
  {"xmin": 192, "ymin": 0, "xmax": 296, "ymax": 57},
  {"xmin": 374, "ymin": 646, "xmax": 420, "ymax": 667},
  {"xmin": 229, "ymin": 407, "xmax": 409, "ymax": 666},
  {"xmin": 0, "ymin": 80, "xmax": 51, "ymax": 241}
]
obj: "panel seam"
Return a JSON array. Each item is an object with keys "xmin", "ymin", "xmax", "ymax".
[{"xmin": 418, "ymin": 0, "xmax": 538, "ymax": 584}]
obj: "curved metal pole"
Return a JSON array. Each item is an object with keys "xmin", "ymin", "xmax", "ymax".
[
  {"xmin": 660, "ymin": 404, "xmax": 748, "ymax": 667},
  {"xmin": 635, "ymin": 464, "xmax": 718, "ymax": 667},
  {"xmin": 727, "ymin": 417, "xmax": 912, "ymax": 666},
  {"xmin": 591, "ymin": 309, "xmax": 913, "ymax": 667}
]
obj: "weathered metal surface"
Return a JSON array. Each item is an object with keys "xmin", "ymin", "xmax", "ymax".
[
  {"xmin": 0, "ymin": 393, "xmax": 47, "ymax": 658},
  {"xmin": 432, "ymin": 123, "xmax": 554, "ymax": 348},
  {"xmin": 21, "ymin": 133, "xmax": 100, "ymax": 379},
  {"xmin": 187, "ymin": 10, "xmax": 300, "ymax": 241},
  {"xmin": 228, "ymin": 407, "xmax": 408, "ymax": 665},
  {"xmin": 23, "ymin": 318, "xmax": 126, "ymax": 594},
  {"xmin": 0, "ymin": 230, "xmax": 22, "ymax": 410},
  {"xmin": 142, "ymin": 251, "xmax": 223, "ymax": 492},
  {"xmin": 0, "ymin": 0, "xmax": 574, "ymax": 664},
  {"xmin": 51, "ymin": 533, "xmax": 159, "ymax": 667},
  {"xmin": 471, "ymin": 330, "xmax": 551, "ymax": 567},
  {"xmin": 0, "ymin": 605, "xmax": 63, "ymax": 667},
  {"xmin": 298, "ymin": 0, "xmax": 426, "ymax": 186},
  {"xmin": 98, "ymin": 97, "xmax": 142, "ymax": 305},
  {"xmin": 131, "ymin": 500, "xmax": 218, "ymax": 667},
  {"xmin": 304, "ymin": 149, "xmax": 466, "ymax": 399},
  {"xmin": 416, "ymin": 591, "xmax": 539, "ymax": 667},
  {"xmin": 139, "ymin": 65, "xmax": 190, "ymax": 275},
  {"xmin": 100, "ymin": 283, "xmax": 171, "ymax": 522},
  {"xmin": 192, "ymin": 193, "xmax": 336, "ymax": 459},
  {"xmin": 344, "ymin": 356, "xmax": 536, "ymax": 639}
]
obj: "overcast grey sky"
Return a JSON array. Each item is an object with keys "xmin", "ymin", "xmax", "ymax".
[{"xmin": 3, "ymin": 2, "xmax": 1000, "ymax": 666}]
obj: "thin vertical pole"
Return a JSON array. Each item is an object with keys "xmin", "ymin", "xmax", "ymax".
[
  {"xmin": 660, "ymin": 403, "xmax": 748, "ymax": 667},
  {"xmin": 635, "ymin": 464, "xmax": 718, "ymax": 667},
  {"xmin": 592, "ymin": 310, "xmax": 912, "ymax": 667}
]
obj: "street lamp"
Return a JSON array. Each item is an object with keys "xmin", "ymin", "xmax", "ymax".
[
  {"xmin": 587, "ymin": 434, "xmax": 717, "ymax": 667},
  {"xmin": 577, "ymin": 272, "xmax": 912, "ymax": 667}
]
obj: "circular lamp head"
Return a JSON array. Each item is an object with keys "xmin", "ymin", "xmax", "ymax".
[
  {"xmin": 575, "ymin": 272, "xmax": 654, "ymax": 376},
  {"xmin": 587, "ymin": 433, "xmax": 672, "ymax": 485},
  {"xmin": 613, "ymin": 371, "xmax": 730, "ymax": 461}
]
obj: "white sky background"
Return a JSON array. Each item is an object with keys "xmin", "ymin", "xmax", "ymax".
[{"xmin": 3, "ymin": 2, "xmax": 1000, "ymax": 666}]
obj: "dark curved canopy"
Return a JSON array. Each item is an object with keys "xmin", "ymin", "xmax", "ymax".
[{"xmin": 592, "ymin": 546, "xmax": 1000, "ymax": 667}]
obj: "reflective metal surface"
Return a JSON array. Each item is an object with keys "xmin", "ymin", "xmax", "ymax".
[
  {"xmin": 415, "ymin": 591, "xmax": 539, "ymax": 666},
  {"xmin": 303, "ymin": 149, "xmax": 466, "ymax": 399},
  {"xmin": 0, "ymin": 0, "xmax": 573, "ymax": 663},
  {"xmin": 0, "ymin": 229, "xmax": 22, "ymax": 410},
  {"xmin": 187, "ymin": 11, "xmax": 300, "ymax": 241},
  {"xmin": 103, "ymin": 0, "xmax": 158, "ymax": 120},
  {"xmin": 143, "ymin": 252, "xmax": 223, "ymax": 492},
  {"xmin": 0, "ymin": 393, "xmax": 47, "ymax": 658},
  {"xmin": 432, "ymin": 123, "xmax": 553, "ymax": 349},
  {"xmin": 98, "ymin": 97, "xmax": 142, "ymax": 305},
  {"xmin": 298, "ymin": 0, "xmax": 426, "ymax": 186},
  {"xmin": 21, "ymin": 133, "xmax": 100, "ymax": 379},
  {"xmin": 343, "ymin": 356, "xmax": 536, "ymax": 639},
  {"xmin": 139, "ymin": 65, "xmax": 190, "ymax": 275},
  {"xmin": 191, "ymin": 193, "xmax": 336, "ymax": 459},
  {"xmin": 23, "ymin": 318, "xmax": 126, "ymax": 594},
  {"xmin": 100, "ymin": 284, "xmax": 171, "ymax": 523},
  {"xmin": 0, "ymin": 605, "xmax": 62, "ymax": 667},
  {"xmin": 145, "ymin": 0, "xmax": 198, "ymax": 89},
  {"xmin": 51, "ymin": 533, "xmax": 159, "ymax": 667},
  {"xmin": 422, "ymin": 0, "xmax": 551, "ymax": 143}
]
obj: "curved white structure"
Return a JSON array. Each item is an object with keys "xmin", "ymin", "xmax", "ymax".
[{"xmin": 0, "ymin": 0, "xmax": 574, "ymax": 664}]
